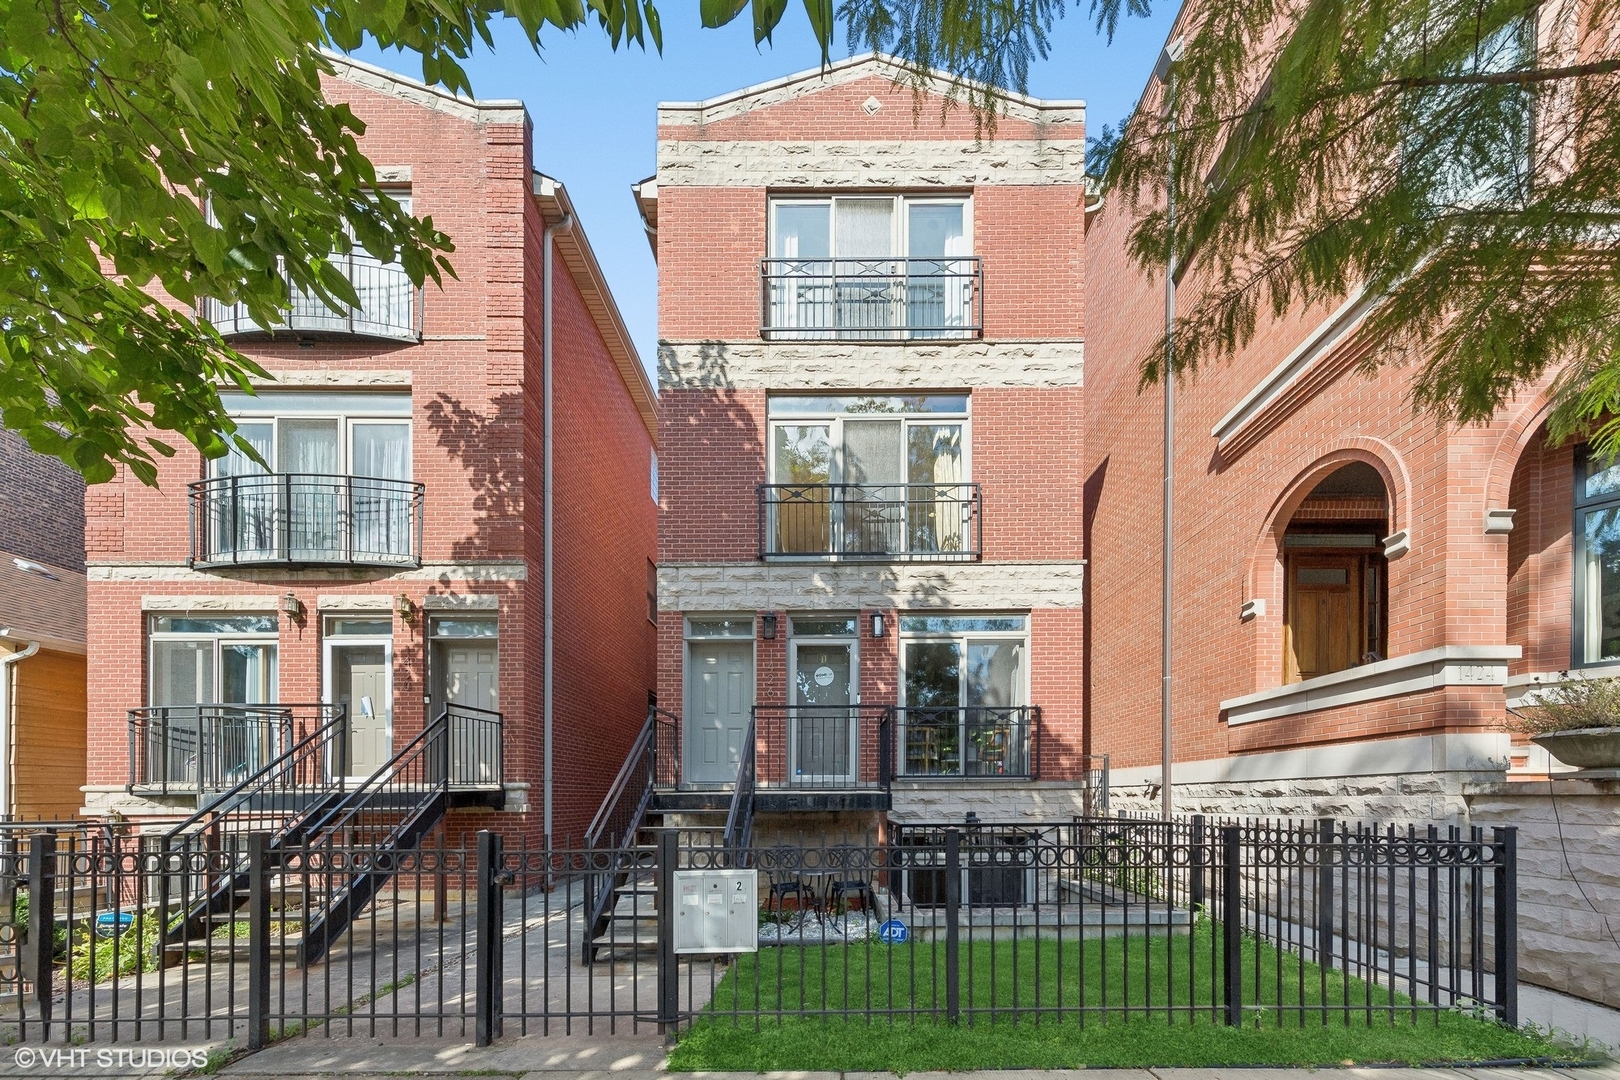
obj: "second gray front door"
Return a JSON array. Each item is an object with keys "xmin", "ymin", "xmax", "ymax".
[{"xmin": 686, "ymin": 641, "xmax": 753, "ymax": 784}]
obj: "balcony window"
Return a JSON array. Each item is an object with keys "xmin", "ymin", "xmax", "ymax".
[
  {"xmin": 764, "ymin": 195, "xmax": 979, "ymax": 340},
  {"xmin": 191, "ymin": 392, "xmax": 422, "ymax": 569},
  {"xmin": 140, "ymin": 614, "xmax": 281, "ymax": 789},
  {"xmin": 898, "ymin": 615, "xmax": 1031, "ymax": 778},
  {"xmin": 1576, "ymin": 449, "xmax": 1620, "ymax": 664},
  {"xmin": 761, "ymin": 395, "xmax": 979, "ymax": 561},
  {"xmin": 205, "ymin": 195, "xmax": 421, "ymax": 342}
]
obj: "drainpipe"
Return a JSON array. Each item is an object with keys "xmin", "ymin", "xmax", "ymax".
[
  {"xmin": 543, "ymin": 209, "xmax": 574, "ymax": 853},
  {"xmin": 1155, "ymin": 38, "xmax": 1184, "ymax": 823},
  {"xmin": 0, "ymin": 641, "xmax": 41, "ymax": 819}
]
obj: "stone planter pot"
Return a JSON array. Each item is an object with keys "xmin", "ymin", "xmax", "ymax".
[{"xmin": 1530, "ymin": 726, "xmax": 1620, "ymax": 770}]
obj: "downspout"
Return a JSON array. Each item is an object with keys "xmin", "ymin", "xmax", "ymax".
[
  {"xmin": 543, "ymin": 209, "xmax": 574, "ymax": 853},
  {"xmin": 0, "ymin": 641, "xmax": 41, "ymax": 819}
]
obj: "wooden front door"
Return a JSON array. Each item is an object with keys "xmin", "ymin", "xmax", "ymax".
[{"xmin": 1285, "ymin": 554, "xmax": 1362, "ymax": 682}]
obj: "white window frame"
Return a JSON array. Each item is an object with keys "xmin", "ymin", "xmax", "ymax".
[
  {"xmin": 215, "ymin": 394, "xmax": 413, "ymax": 480},
  {"xmin": 147, "ymin": 614, "xmax": 280, "ymax": 706},
  {"xmin": 897, "ymin": 614, "xmax": 1031, "ymax": 779},
  {"xmin": 766, "ymin": 399, "xmax": 973, "ymax": 489},
  {"xmin": 768, "ymin": 195, "xmax": 974, "ymax": 259}
]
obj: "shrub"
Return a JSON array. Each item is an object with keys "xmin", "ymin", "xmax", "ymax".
[{"xmin": 1510, "ymin": 672, "xmax": 1620, "ymax": 734}]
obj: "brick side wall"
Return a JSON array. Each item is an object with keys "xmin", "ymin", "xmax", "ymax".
[
  {"xmin": 1083, "ymin": 167, "xmax": 1562, "ymax": 774},
  {"xmin": 83, "ymin": 74, "xmax": 656, "ymax": 844},
  {"xmin": 0, "ymin": 429, "xmax": 85, "ymax": 572}
]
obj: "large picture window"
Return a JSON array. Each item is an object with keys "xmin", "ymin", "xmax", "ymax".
[
  {"xmin": 764, "ymin": 394, "xmax": 976, "ymax": 560},
  {"xmin": 898, "ymin": 615, "xmax": 1030, "ymax": 777},
  {"xmin": 1575, "ymin": 450, "xmax": 1620, "ymax": 664},
  {"xmin": 764, "ymin": 195, "xmax": 978, "ymax": 340},
  {"xmin": 204, "ymin": 392, "xmax": 415, "ymax": 564},
  {"xmin": 148, "ymin": 614, "xmax": 279, "ymax": 707}
]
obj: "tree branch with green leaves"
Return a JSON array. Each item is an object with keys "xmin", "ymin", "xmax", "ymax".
[{"xmin": 1098, "ymin": 0, "xmax": 1620, "ymax": 454}]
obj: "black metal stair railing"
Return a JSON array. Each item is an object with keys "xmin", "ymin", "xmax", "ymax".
[
  {"xmin": 295, "ymin": 706, "xmax": 504, "ymax": 964},
  {"xmin": 156, "ymin": 704, "xmax": 350, "ymax": 946},
  {"xmin": 721, "ymin": 713, "xmax": 758, "ymax": 867},
  {"xmin": 581, "ymin": 708, "xmax": 679, "ymax": 962}
]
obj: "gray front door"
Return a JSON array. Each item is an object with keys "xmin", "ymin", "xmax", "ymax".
[
  {"xmin": 439, "ymin": 640, "xmax": 498, "ymax": 783},
  {"xmin": 686, "ymin": 641, "xmax": 752, "ymax": 784},
  {"xmin": 332, "ymin": 643, "xmax": 390, "ymax": 777}
]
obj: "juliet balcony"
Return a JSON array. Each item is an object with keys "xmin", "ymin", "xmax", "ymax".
[
  {"xmin": 203, "ymin": 253, "xmax": 421, "ymax": 343},
  {"xmin": 188, "ymin": 473, "xmax": 424, "ymax": 570},
  {"xmin": 761, "ymin": 257, "xmax": 982, "ymax": 341},
  {"xmin": 758, "ymin": 482, "xmax": 982, "ymax": 562}
]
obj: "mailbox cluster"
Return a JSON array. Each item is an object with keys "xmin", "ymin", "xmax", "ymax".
[{"xmin": 672, "ymin": 868, "xmax": 759, "ymax": 954}]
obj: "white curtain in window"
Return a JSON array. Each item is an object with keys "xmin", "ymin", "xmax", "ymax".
[
  {"xmin": 773, "ymin": 204, "xmax": 830, "ymax": 331},
  {"xmin": 281, "ymin": 420, "xmax": 341, "ymax": 556},
  {"xmin": 215, "ymin": 422, "xmax": 274, "ymax": 557},
  {"xmin": 352, "ymin": 423, "xmax": 412, "ymax": 557}
]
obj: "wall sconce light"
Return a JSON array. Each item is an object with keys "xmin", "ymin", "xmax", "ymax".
[
  {"xmin": 760, "ymin": 614, "xmax": 777, "ymax": 639},
  {"xmin": 871, "ymin": 611, "xmax": 886, "ymax": 638},
  {"xmin": 395, "ymin": 593, "xmax": 415, "ymax": 620},
  {"xmin": 281, "ymin": 592, "xmax": 303, "ymax": 620}
]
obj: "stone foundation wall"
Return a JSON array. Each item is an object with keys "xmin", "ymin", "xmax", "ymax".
[
  {"xmin": 1463, "ymin": 777, "xmax": 1620, "ymax": 1010},
  {"xmin": 889, "ymin": 781, "xmax": 1097, "ymax": 825}
]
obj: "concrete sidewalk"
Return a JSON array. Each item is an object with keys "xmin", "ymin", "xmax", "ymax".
[{"xmin": 215, "ymin": 1056, "xmax": 1620, "ymax": 1080}]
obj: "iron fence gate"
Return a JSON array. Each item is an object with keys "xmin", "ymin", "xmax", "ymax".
[{"xmin": 0, "ymin": 815, "xmax": 1518, "ymax": 1046}]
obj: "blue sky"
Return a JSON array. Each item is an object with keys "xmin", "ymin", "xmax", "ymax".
[{"xmin": 351, "ymin": 4, "xmax": 1179, "ymax": 370}]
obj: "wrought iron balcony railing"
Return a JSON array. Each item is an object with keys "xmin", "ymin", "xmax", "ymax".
[
  {"xmin": 892, "ymin": 705, "xmax": 1041, "ymax": 780},
  {"xmin": 127, "ymin": 703, "xmax": 341, "ymax": 796},
  {"xmin": 203, "ymin": 252, "xmax": 421, "ymax": 342},
  {"xmin": 759, "ymin": 482, "xmax": 981, "ymax": 561},
  {"xmin": 761, "ymin": 257, "xmax": 982, "ymax": 341},
  {"xmin": 751, "ymin": 705, "xmax": 893, "ymax": 791},
  {"xmin": 189, "ymin": 473, "xmax": 424, "ymax": 569}
]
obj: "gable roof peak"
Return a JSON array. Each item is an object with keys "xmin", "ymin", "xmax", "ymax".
[{"xmin": 657, "ymin": 51, "xmax": 1084, "ymax": 129}]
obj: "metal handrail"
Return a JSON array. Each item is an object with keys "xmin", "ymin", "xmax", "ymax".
[
  {"xmin": 750, "ymin": 704, "xmax": 894, "ymax": 790},
  {"xmin": 721, "ymin": 713, "xmax": 757, "ymax": 866},
  {"xmin": 761, "ymin": 256, "xmax": 982, "ymax": 341},
  {"xmin": 188, "ymin": 472, "xmax": 424, "ymax": 569},
  {"xmin": 158, "ymin": 704, "xmax": 349, "ymax": 848},
  {"xmin": 758, "ymin": 482, "xmax": 982, "ymax": 561}
]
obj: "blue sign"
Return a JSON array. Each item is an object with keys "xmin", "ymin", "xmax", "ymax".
[
  {"xmin": 95, "ymin": 912, "xmax": 134, "ymax": 939},
  {"xmin": 877, "ymin": 918, "xmax": 909, "ymax": 945}
]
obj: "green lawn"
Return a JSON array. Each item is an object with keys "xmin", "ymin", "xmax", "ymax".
[{"xmin": 668, "ymin": 927, "xmax": 1575, "ymax": 1072}]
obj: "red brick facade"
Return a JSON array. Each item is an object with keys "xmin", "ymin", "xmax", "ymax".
[
  {"xmin": 648, "ymin": 57, "xmax": 1090, "ymax": 819},
  {"xmin": 1084, "ymin": 145, "xmax": 1567, "ymax": 786},
  {"xmin": 83, "ymin": 59, "xmax": 657, "ymax": 845}
]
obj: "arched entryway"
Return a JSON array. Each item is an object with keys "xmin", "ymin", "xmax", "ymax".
[{"xmin": 1278, "ymin": 461, "xmax": 1392, "ymax": 683}]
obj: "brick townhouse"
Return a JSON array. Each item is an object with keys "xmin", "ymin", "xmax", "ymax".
[
  {"xmin": 1083, "ymin": 31, "xmax": 1583, "ymax": 823},
  {"xmin": 0, "ymin": 430, "xmax": 87, "ymax": 821},
  {"xmin": 637, "ymin": 54, "xmax": 1091, "ymax": 852},
  {"xmin": 83, "ymin": 55, "xmax": 658, "ymax": 848}
]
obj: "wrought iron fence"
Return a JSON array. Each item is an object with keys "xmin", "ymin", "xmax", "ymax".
[
  {"xmin": 204, "ymin": 254, "xmax": 421, "ymax": 342},
  {"xmin": 761, "ymin": 257, "xmax": 982, "ymax": 341},
  {"xmin": 0, "ymin": 815, "xmax": 1518, "ymax": 1048},
  {"xmin": 891, "ymin": 706, "xmax": 1040, "ymax": 779},
  {"xmin": 758, "ymin": 483, "xmax": 982, "ymax": 561},
  {"xmin": 188, "ymin": 473, "xmax": 424, "ymax": 569}
]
